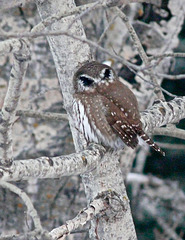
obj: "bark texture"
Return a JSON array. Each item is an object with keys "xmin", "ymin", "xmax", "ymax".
[{"xmin": 36, "ymin": 0, "xmax": 137, "ymax": 239}]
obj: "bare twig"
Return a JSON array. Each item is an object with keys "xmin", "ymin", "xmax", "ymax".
[
  {"xmin": 0, "ymin": 30, "xmax": 140, "ymax": 71},
  {"xmin": 0, "ymin": 39, "xmax": 23, "ymax": 56},
  {"xmin": 115, "ymin": 7, "xmax": 165, "ymax": 100},
  {"xmin": 0, "ymin": 230, "xmax": 50, "ymax": 240},
  {"xmin": 155, "ymin": 142, "xmax": 185, "ymax": 150},
  {"xmin": 121, "ymin": 66, "xmax": 178, "ymax": 98},
  {"xmin": 0, "ymin": 39, "xmax": 30, "ymax": 166},
  {"xmin": 67, "ymin": 0, "xmax": 102, "ymax": 30},
  {"xmin": 148, "ymin": 52, "xmax": 185, "ymax": 60},
  {"xmin": 0, "ymin": 181, "xmax": 43, "ymax": 232},
  {"xmin": 156, "ymin": 217, "xmax": 183, "ymax": 240},
  {"xmin": 156, "ymin": 73, "xmax": 185, "ymax": 80},
  {"xmin": 32, "ymin": 1, "xmax": 106, "ymax": 33},
  {"xmin": 127, "ymin": 173, "xmax": 164, "ymax": 186},
  {"xmin": 97, "ymin": 14, "xmax": 118, "ymax": 45},
  {"xmin": 154, "ymin": 127, "xmax": 185, "ymax": 141},
  {"xmin": 49, "ymin": 197, "xmax": 108, "ymax": 240},
  {"xmin": 129, "ymin": 68, "xmax": 178, "ymax": 98},
  {"xmin": 16, "ymin": 109, "xmax": 68, "ymax": 121}
]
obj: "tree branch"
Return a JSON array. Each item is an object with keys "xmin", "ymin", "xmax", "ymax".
[
  {"xmin": 0, "ymin": 39, "xmax": 23, "ymax": 56},
  {"xmin": 0, "ymin": 181, "xmax": 43, "ymax": 233},
  {"xmin": 148, "ymin": 52, "xmax": 185, "ymax": 60},
  {"xmin": 156, "ymin": 73, "xmax": 185, "ymax": 80},
  {"xmin": 16, "ymin": 109, "xmax": 68, "ymax": 122},
  {"xmin": 154, "ymin": 126, "xmax": 185, "ymax": 140},
  {"xmin": 0, "ymin": 30, "xmax": 140, "ymax": 71},
  {"xmin": 49, "ymin": 196, "xmax": 108, "ymax": 240},
  {"xmin": 0, "ymin": 96, "xmax": 184, "ymax": 181},
  {"xmin": 141, "ymin": 97, "xmax": 185, "ymax": 133},
  {"xmin": 115, "ymin": 6, "xmax": 165, "ymax": 100},
  {"xmin": 0, "ymin": 39, "xmax": 30, "ymax": 166},
  {"xmin": 0, "ymin": 144, "xmax": 106, "ymax": 181},
  {"xmin": 156, "ymin": 217, "xmax": 183, "ymax": 240},
  {"xmin": 156, "ymin": 142, "xmax": 185, "ymax": 150}
]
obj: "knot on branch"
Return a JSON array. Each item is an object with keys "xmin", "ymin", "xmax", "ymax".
[
  {"xmin": 104, "ymin": 0, "xmax": 121, "ymax": 7},
  {"xmin": 94, "ymin": 190, "xmax": 127, "ymax": 217},
  {"xmin": 86, "ymin": 143, "xmax": 106, "ymax": 158},
  {"xmin": 13, "ymin": 39, "xmax": 31, "ymax": 62},
  {"xmin": 153, "ymin": 99, "xmax": 165, "ymax": 105}
]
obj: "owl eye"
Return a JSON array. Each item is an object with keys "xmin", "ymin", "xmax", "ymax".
[
  {"xmin": 102, "ymin": 68, "xmax": 112, "ymax": 80},
  {"xmin": 80, "ymin": 76, "xmax": 94, "ymax": 87}
]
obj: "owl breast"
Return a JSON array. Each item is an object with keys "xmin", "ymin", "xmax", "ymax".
[{"xmin": 73, "ymin": 93, "xmax": 125, "ymax": 149}]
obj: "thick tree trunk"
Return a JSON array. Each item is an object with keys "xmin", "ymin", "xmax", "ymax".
[{"xmin": 36, "ymin": 0, "xmax": 137, "ymax": 239}]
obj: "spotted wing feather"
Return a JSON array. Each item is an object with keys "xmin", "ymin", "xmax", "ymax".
[
  {"xmin": 98, "ymin": 80, "xmax": 165, "ymax": 155},
  {"xmin": 102, "ymin": 98, "xmax": 139, "ymax": 148},
  {"xmin": 97, "ymin": 80, "xmax": 140, "ymax": 122}
]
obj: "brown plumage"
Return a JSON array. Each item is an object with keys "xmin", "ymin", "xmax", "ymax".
[{"xmin": 73, "ymin": 61, "xmax": 165, "ymax": 156}]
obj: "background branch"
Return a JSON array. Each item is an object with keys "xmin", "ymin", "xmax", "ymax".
[
  {"xmin": 16, "ymin": 110, "xmax": 68, "ymax": 122},
  {"xmin": 0, "ymin": 39, "xmax": 30, "ymax": 166},
  {"xmin": 49, "ymin": 197, "xmax": 108, "ymax": 240},
  {"xmin": 154, "ymin": 126, "xmax": 185, "ymax": 140},
  {"xmin": 0, "ymin": 181, "xmax": 43, "ymax": 233}
]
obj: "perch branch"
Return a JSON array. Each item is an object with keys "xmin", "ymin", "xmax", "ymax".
[
  {"xmin": 0, "ymin": 144, "xmax": 106, "ymax": 181},
  {"xmin": 141, "ymin": 97, "xmax": 185, "ymax": 133}
]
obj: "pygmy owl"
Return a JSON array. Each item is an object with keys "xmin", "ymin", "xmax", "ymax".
[{"xmin": 73, "ymin": 61, "xmax": 164, "ymax": 156}]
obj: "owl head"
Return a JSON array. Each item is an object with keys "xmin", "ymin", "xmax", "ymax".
[{"xmin": 73, "ymin": 61, "xmax": 116, "ymax": 92}]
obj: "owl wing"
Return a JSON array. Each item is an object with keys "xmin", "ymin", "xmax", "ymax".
[
  {"xmin": 102, "ymin": 96, "xmax": 139, "ymax": 149},
  {"xmin": 97, "ymin": 80, "xmax": 142, "ymax": 148},
  {"xmin": 97, "ymin": 80, "xmax": 141, "ymax": 122}
]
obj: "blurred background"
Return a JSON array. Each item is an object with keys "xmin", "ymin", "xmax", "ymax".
[{"xmin": 0, "ymin": 0, "xmax": 184, "ymax": 239}]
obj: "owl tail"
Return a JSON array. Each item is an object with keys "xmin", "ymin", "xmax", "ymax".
[{"xmin": 138, "ymin": 129, "xmax": 165, "ymax": 156}]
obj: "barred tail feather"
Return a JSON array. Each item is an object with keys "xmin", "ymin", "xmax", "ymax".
[{"xmin": 138, "ymin": 130, "xmax": 165, "ymax": 156}]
